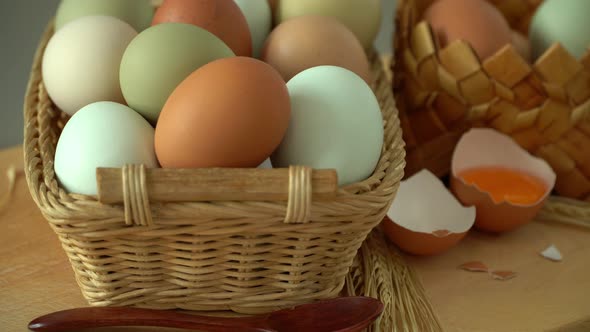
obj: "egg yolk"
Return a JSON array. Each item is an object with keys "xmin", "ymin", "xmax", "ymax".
[{"xmin": 459, "ymin": 167, "xmax": 547, "ymax": 204}]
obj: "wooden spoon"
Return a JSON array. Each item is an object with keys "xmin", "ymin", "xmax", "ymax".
[{"xmin": 29, "ymin": 296, "xmax": 383, "ymax": 332}]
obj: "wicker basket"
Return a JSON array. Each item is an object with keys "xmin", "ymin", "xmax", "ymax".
[
  {"xmin": 394, "ymin": 0, "xmax": 590, "ymax": 226},
  {"xmin": 23, "ymin": 21, "xmax": 405, "ymax": 314}
]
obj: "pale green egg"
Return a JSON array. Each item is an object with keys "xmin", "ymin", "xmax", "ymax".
[
  {"xmin": 530, "ymin": 0, "xmax": 590, "ymax": 59},
  {"xmin": 119, "ymin": 23, "xmax": 235, "ymax": 124},
  {"xmin": 271, "ymin": 66, "xmax": 384, "ymax": 186},
  {"xmin": 55, "ymin": 102, "xmax": 158, "ymax": 196}
]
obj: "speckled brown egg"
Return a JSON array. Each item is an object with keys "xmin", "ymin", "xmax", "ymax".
[
  {"xmin": 152, "ymin": 0, "xmax": 252, "ymax": 56},
  {"xmin": 155, "ymin": 57, "xmax": 290, "ymax": 168},
  {"xmin": 261, "ymin": 15, "xmax": 370, "ymax": 83}
]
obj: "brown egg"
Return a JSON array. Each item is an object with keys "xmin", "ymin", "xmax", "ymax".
[
  {"xmin": 155, "ymin": 57, "xmax": 290, "ymax": 168},
  {"xmin": 153, "ymin": 0, "xmax": 252, "ymax": 56},
  {"xmin": 261, "ymin": 15, "xmax": 370, "ymax": 83},
  {"xmin": 424, "ymin": 0, "xmax": 512, "ymax": 60}
]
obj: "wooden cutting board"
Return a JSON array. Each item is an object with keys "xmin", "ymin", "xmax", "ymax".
[
  {"xmin": 407, "ymin": 219, "xmax": 590, "ymax": 332},
  {"xmin": 1, "ymin": 145, "xmax": 590, "ymax": 331}
]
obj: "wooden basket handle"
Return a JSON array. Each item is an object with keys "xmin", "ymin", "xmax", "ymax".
[{"xmin": 96, "ymin": 165, "xmax": 338, "ymax": 226}]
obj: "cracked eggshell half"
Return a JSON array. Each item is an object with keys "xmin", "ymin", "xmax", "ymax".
[
  {"xmin": 381, "ymin": 169, "xmax": 476, "ymax": 256},
  {"xmin": 450, "ymin": 128, "xmax": 556, "ymax": 233}
]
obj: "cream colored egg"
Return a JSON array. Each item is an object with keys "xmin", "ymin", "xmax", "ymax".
[
  {"xmin": 55, "ymin": 102, "xmax": 158, "ymax": 195},
  {"xmin": 42, "ymin": 16, "xmax": 137, "ymax": 115}
]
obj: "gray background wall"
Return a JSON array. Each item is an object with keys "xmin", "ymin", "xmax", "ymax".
[
  {"xmin": 0, "ymin": 0, "xmax": 396, "ymax": 149},
  {"xmin": 0, "ymin": 0, "xmax": 60, "ymax": 148}
]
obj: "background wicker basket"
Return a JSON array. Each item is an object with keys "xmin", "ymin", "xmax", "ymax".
[
  {"xmin": 23, "ymin": 21, "xmax": 405, "ymax": 314},
  {"xmin": 393, "ymin": 0, "xmax": 590, "ymax": 226}
]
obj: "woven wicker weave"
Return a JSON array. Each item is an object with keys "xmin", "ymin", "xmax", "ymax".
[
  {"xmin": 23, "ymin": 21, "xmax": 406, "ymax": 314},
  {"xmin": 394, "ymin": 0, "xmax": 590, "ymax": 227}
]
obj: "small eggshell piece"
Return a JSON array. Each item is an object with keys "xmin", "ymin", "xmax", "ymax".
[
  {"xmin": 491, "ymin": 270, "xmax": 517, "ymax": 281},
  {"xmin": 459, "ymin": 261, "xmax": 490, "ymax": 273},
  {"xmin": 540, "ymin": 245, "xmax": 562, "ymax": 262}
]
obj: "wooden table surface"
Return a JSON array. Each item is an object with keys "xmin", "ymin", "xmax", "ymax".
[
  {"xmin": 1, "ymin": 145, "xmax": 590, "ymax": 331},
  {"xmin": 408, "ymin": 219, "xmax": 590, "ymax": 332}
]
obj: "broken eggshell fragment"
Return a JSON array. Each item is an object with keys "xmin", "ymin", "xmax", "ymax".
[
  {"xmin": 451, "ymin": 129, "xmax": 556, "ymax": 233},
  {"xmin": 381, "ymin": 169, "xmax": 476, "ymax": 256},
  {"xmin": 540, "ymin": 244, "xmax": 562, "ymax": 262}
]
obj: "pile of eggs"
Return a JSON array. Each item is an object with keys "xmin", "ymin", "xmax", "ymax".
[
  {"xmin": 44, "ymin": 0, "xmax": 385, "ymax": 196},
  {"xmin": 423, "ymin": 0, "xmax": 590, "ymax": 61}
]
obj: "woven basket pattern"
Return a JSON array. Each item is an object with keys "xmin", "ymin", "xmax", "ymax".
[
  {"xmin": 394, "ymin": 0, "xmax": 590, "ymax": 201},
  {"xmin": 23, "ymin": 22, "xmax": 406, "ymax": 314}
]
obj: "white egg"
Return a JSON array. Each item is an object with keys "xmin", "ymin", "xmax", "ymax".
[
  {"xmin": 234, "ymin": 0, "xmax": 272, "ymax": 58},
  {"xmin": 271, "ymin": 66, "xmax": 383, "ymax": 186},
  {"xmin": 55, "ymin": 102, "xmax": 158, "ymax": 195},
  {"xmin": 42, "ymin": 16, "xmax": 137, "ymax": 116}
]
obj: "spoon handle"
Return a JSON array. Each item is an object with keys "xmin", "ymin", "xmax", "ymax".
[{"xmin": 28, "ymin": 307, "xmax": 271, "ymax": 332}]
